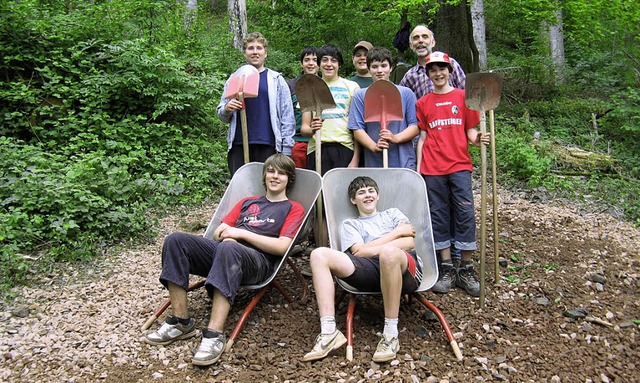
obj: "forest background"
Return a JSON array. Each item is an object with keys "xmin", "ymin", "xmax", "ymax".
[{"xmin": 1, "ymin": 0, "xmax": 638, "ymax": 294}]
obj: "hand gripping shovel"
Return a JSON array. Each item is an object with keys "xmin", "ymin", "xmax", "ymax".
[
  {"xmin": 364, "ymin": 80, "xmax": 403, "ymax": 168},
  {"xmin": 225, "ymin": 65, "xmax": 260, "ymax": 164},
  {"xmin": 296, "ymin": 74, "xmax": 336, "ymax": 247},
  {"xmin": 465, "ymin": 72, "xmax": 503, "ymax": 307}
]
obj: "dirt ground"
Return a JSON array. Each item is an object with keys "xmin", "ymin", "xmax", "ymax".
[{"xmin": 1, "ymin": 187, "xmax": 639, "ymax": 383}]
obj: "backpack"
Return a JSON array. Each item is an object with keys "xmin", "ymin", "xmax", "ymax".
[{"xmin": 392, "ymin": 23, "xmax": 411, "ymax": 53}]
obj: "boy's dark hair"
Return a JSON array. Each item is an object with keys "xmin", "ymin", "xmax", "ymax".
[
  {"xmin": 366, "ymin": 47, "xmax": 394, "ymax": 68},
  {"xmin": 263, "ymin": 154, "xmax": 296, "ymax": 192},
  {"xmin": 299, "ymin": 46, "xmax": 318, "ymax": 63},
  {"xmin": 348, "ymin": 176, "xmax": 379, "ymax": 200},
  {"xmin": 426, "ymin": 62, "xmax": 453, "ymax": 74},
  {"xmin": 317, "ymin": 44, "xmax": 344, "ymax": 66}
]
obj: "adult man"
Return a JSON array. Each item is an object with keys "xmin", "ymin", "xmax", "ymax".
[
  {"xmin": 144, "ymin": 154, "xmax": 305, "ymax": 366},
  {"xmin": 400, "ymin": 25, "xmax": 466, "ymax": 264},
  {"xmin": 399, "ymin": 25, "xmax": 466, "ymax": 99},
  {"xmin": 217, "ymin": 32, "xmax": 295, "ymax": 176},
  {"xmin": 349, "ymin": 41, "xmax": 374, "ymax": 89},
  {"xmin": 301, "ymin": 44, "xmax": 360, "ymax": 175},
  {"xmin": 348, "ymin": 47, "xmax": 419, "ymax": 169},
  {"xmin": 287, "ymin": 46, "xmax": 319, "ymax": 169},
  {"xmin": 303, "ymin": 176, "xmax": 422, "ymax": 363}
]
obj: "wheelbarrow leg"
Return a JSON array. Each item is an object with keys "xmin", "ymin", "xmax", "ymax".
[
  {"xmin": 413, "ymin": 293, "xmax": 463, "ymax": 361},
  {"xmin": 345, "ymin": 294, "xmax": 356, "ymax": 361}
]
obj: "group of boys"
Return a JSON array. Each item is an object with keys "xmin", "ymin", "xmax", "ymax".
[{"xmin": 143, "ymin": 25, "xmax": 490, "ymax": 367}]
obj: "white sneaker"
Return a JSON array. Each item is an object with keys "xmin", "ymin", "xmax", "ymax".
[
  {"xmin": 302, "ymin": 330, "xmax": 347, "ymax": 361},
  {"xmin": 192, "ymin": 329, "xmax": 226, "ymax": 366},
  {"xmin": 372, "ymin": 334, "xmax": 399, "ymax": 362}
]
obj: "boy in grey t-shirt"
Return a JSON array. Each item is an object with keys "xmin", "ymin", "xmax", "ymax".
[{"xmin": 302, "ymin": 176, "xmax": 422, "ymax": 363}]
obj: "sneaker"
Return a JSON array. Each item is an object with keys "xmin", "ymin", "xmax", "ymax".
[
  {"xmin": 432, "ymin": 263, "xmax": 457, "ymax": 294},
  {"xmin": 457, "ymin": 263, "xmax": 481, "ymax": 297},
  {"xmin": 372, "ymin": 334, "xmax": 399, "ymax": 363},
  {"xmin": 302, "ymin": 330, "xmax": 347, "ymax": 361},
  {"xmin": 144, "ymin": 315, "xmax": 197, "ymax": 346},
  {"xmin": 192, "ymin": 329, "xmax": 226, "ymax": 366}
]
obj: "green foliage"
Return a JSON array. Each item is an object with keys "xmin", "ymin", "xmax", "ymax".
[
  {"xmin": 0, "ymin": 0, "xmax": 233, "ymax": 292},
  {"xmin": 246, "ymin": 0, "xmax": 415, "ymax": 76},
  {"xmin": 605, "ymin": 88, "xmax": 640, "ymax": 134}
]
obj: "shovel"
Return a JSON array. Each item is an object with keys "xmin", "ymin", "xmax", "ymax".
[
  {"xmin": 225, "ymin": 65, "xmax": 260, "ymax": 164},
  {"xmin": 465, "ymin": 72, "xmax": 503, "ymax": 307},
  {"xmin": 364, "ymin": 80, "xmax": 403, "ymax": 168},
  {"xmin": 296, "ymin": 74, "xmax": 336, "ymax": 247}
]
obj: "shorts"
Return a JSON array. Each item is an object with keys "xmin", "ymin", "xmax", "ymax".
[
  {"xmin": 291, "ymin": 141, "xmax": 308, "ymax": 169},
  {"xmin": 341, "ymin": 250, "xmax": 422, "ymax": 294}
]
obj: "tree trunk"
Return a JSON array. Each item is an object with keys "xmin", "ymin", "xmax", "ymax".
[
  {"xmin": 548, "ymin": 9, "xmax": 565, "ymax": 81},
  {"xmin": 228, "ymin": 0, "xmax": 247, "ymax": 51},
  {"xmin": 184, "ymin": 0, "xmax": 198, "ymax": 32},
  {"xmin": 471, "ymin": 0, "xmax": 487, "ymax": 71},
  {"xmin": 433, "ymin": 0, "xmax": 478, "ymax": 73}
]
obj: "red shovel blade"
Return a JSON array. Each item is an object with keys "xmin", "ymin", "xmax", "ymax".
[
  {"xmin": 364, "ymin": 80, "xmax": 403, "ymax": 129},
  {"xmin": 224, "ymin": 65, "xmax": 260, "ymax": 99}
]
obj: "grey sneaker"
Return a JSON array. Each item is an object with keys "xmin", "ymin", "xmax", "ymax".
[
  {"xmin": 457, "ymin": 263, "xmax": 481, "ymax": 297},
  {"xmin": 372, "ymin": 334, "xmax": 399, "ymax": 362},
  {"xmin": 144, "ymin": 315, "xmax": 196, "ymax": 346},
  {"xmin": 192, "ymin": 329, "xmax": 226, "ymax": 366},
  {"xmin": 432, "ymin": 263, "xmax": 457, "ymax": 294},
  {"xmin": 302, "ymin": 330, "xmax": 347, "ymax": 361}
]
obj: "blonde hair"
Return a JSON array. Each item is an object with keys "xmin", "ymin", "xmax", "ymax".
[{"xmin": 243, "ymin": 32, "xmax": 268, "ymax": 50}]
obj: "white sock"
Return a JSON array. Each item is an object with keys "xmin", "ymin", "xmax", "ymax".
[
  {"xmin": 320, "ymin": 316, "xmax": 336, "ymax": 335},
  {"xmin": 383, "ymin": 317, "xmax": 399, "ymax": 339}
]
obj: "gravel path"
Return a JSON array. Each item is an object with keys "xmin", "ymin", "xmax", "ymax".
[{"xmin": 2, "ymin": 190, "xmax": 639, "ymax": 382}]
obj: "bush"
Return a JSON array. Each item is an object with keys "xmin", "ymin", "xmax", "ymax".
[{"xmin": 0, "ymin": 1, "xmax": 234, "ymax": 292}]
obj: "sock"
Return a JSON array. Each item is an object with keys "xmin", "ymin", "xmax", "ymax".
[
  {"xmin": 176, "ymin": 316, "xmax": 191, "ymax": 325},
  {"xmin": 320, "ymin": 316, "xmax": 336, "ymax": 335},
  {"xmin": 202, "ymin": 328, "xmax": 222, "ymax": 338},
  {"xmin": 441, "ymin": 262, "xmax": 454, "ymax": 269},
  {"xmin": 460, "ymin": 260, "xmax": 473, "ymax": 268},
  {"xmin": 383, "ymin": 317, "xmax": 399, "ymax": 339}
]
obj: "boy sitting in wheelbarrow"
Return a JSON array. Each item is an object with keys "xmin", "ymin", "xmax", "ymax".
[
  {"xmin": 415, "ymin": 52, "xmax": 490, "ymax": 296},
  {"xmin": 144, "ymin": 154, "xmax": 305, "ymax": 367},
  {"xmin": 303, "ymin": 176, "xmax": 422, "ymax": 363}
]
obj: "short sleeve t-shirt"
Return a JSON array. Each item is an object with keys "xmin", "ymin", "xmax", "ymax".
[
  {"xmin": 307, "ymin": 77, "xmax": 360, "ymax": 153},
  {"xmin": 339, "ymin": 208, "xmax": 410, "ymax": 252},
  {"xmin": 222, "ymin": 196, "xmax": 305, "ymax": 239},
  {"xmin": 416, "ymin": 88, "xmax": 480, "ymax": 176}
]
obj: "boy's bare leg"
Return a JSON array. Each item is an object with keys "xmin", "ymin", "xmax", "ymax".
[
  {"xmin": 207, "ymin": 289, "xmax": 231, "ymax": 332},
  {"xmin": 309, "ymin": 247, "xmax": 355, "ymax": 316},
  {"xmin": 461, "ymin": 249, "xmax": 474, "ymax": 263},
  {"xmin": 439, "ymin": 246, "xmax": 452, "ymax": 263},
  {"xmin": 167, "ymin": 282, "xmax": 189, "ymax": 318},
  {"xmin": 303, "ymin": 247, "xmax": 354, "ymax": 361},
  {"xmin": 379, "ymin": 245, "xmax": 408, "ymax": 318}
]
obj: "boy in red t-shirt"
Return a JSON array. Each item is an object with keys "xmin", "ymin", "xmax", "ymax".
[{"xmin": 415, "ymin": 52, "xmax": 490, "ymax": 297}]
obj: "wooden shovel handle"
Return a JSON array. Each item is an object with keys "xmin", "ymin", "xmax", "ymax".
[
  {"xmin": 239, "ymin": 91, "xmax": 249, "ymax": 164},
  {"xmin": 313, "ymin": 110, "xmax": 326, "ymax": 247},
  {"xmin": 479, "ymin": 110, "xmax": 488, "ymax": 308},
  {"xmin": 381, "ymin": 122, "xmax": 389, "ymax": 168},
  {"xmin": 489, "ymin": 109, "xmax": 499, "ymax": 282}
]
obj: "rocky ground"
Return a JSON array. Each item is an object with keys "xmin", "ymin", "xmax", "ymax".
[{"xmin": 1, "ymin": 187, "xmax": 639, "ymax": 383}]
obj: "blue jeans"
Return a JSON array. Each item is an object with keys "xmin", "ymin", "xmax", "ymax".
[{"xmin": 423, "ymin": 171, "xmax": 477, "ymax": 251}]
